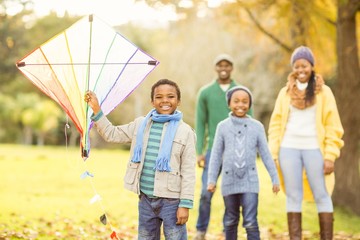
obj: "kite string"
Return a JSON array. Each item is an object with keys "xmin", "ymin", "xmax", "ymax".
[
  {"xmin": 83, "ymin": 161, "xmax": 113, "ymax": 225},
  {"xmin": 64, "ymin": 116, "xmax": 82, "ymax": 171},
  {"xmin": 64, "ymin": 115, "xmax": 117, "ymax": 237},
  {"xmin": 64, "ymin": 115, "xmax": 75, "ymax": 169},
  {"xmin": 64, "ymin": 115, "xmax": 70, "ymax": 150},
  {"xmin": 82, "ymin": 160, "xmax": 117, "ymax": 232}
]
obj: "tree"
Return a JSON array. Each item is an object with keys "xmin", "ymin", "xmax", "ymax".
[
  {"xmin": 0, "ymin": 0, "xmax": 32, "ymax": 93},
  {"xmin": 332, "ymin": 0, "xmax": 360, "ymax": 215},
  {"xmin": 21, "ymin": 98, "xmax": 62, "ymax": 145},
  {"xmin": 140, "ymin": 0, "xmax": 360, "ymax": 215},
  {"xmin": 238, "ymin": 0, "xmax": 360, "ymax": 216},
  {"xmin": 0, "ymin": 2, "xmax": 80, "ymax": 144}
]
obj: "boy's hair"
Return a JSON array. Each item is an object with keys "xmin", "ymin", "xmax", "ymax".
[{"xmin": 151, "ymin": 79, "xmax": 181, "ymax": 100}]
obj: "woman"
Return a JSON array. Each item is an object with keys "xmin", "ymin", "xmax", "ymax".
[{"xmin": 268, "ymin": 46, "xmax": 344, "ymax": 240}]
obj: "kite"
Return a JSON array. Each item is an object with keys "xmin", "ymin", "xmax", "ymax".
[
  {"xmin": 16, "ymin": 14, "xmax": 159, "ymax": 159},
  {"xmin": 16, "ymin": 14, "xmax": 159, "ymax": 239}
]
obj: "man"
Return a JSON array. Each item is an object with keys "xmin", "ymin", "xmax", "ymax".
[{"xmin": 194, "ymin": 54, "xmax": 253, "ymax": 239}]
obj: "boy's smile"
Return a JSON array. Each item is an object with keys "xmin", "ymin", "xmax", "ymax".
[{"xmin": 151, "ymin": 84, "xmax": 180, "ymax": 115}]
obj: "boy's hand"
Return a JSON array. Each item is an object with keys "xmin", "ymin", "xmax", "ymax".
[
  {"xmin": 207, "ymin": 183, "xmax": 216, "ymax": 193},
  {"xmin": 84, "ymin": 91, "xmax": 101, "ymax": 114},
  {"xmin": 176, "ymin": 207, "xmax": 189, "ymax": 225},
  {"xmin": 272, "ymin": 184, "xmax": 280, "ymax": 194}
]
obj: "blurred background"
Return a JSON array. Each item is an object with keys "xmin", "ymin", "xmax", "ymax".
[{"xmin": 1, "ymin": 0, "xmax": 359, "ymax": 223}]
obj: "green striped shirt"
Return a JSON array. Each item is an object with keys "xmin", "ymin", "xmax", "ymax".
[
  {"xmin": 140, "ymin": 122, "xmax": 163, "ymax": 197},
  {"xmin": 140, "ymin": 121, "xmax": 193, "ymax": 209}
]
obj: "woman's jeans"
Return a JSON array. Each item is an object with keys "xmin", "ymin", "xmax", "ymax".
[
  {"xmin": 223, "ymin": 193, "xmax": 260, "ymax": 240},
  {"xmin": 279, "ymin": 147, "xmax": 333, "ymax": 212},
  {"xmin": 138, "ymin": 194, "xmax": 187, "ymax": 240}
]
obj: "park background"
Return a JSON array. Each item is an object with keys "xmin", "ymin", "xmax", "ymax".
[{"xmin": 1, "ymin": 0, "xmax": 360, "ymax": 239}]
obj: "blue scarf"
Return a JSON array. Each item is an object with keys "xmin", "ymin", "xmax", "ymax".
[{"xmin": 131, "ymin": 109, "xmax": 182, "ymax": 172}]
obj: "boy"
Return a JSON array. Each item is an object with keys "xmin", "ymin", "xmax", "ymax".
[{"xmin": 85, "ymin": 79, "xmax": 196, "ymax": 240}]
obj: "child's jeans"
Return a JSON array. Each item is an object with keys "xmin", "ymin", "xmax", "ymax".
[
  {"xmin": 279, "ymin": 147, "xmax": 333, "ymax": 212},
  {"xmin": 223, "ymin": 193, "xmax": 260, "ymax": 240},
  {"xmin": 138, "ymin": 193, "xmax": 187, "ymax": 240}
]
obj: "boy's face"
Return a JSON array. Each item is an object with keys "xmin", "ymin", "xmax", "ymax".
[
  {"xmin": 229, "ymin": 90, "xmax": 250, "ymax": 118},
  {"xmin": 151, "ymin": 84, "xmax": 180, "ymax": 114}
]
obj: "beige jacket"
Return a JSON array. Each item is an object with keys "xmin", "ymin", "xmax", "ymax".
[{"xmin": 94, "ymin": 115, "xmax": 197, "ymax": 200}]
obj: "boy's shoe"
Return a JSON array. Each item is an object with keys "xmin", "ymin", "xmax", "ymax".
[{"xmin": 194, "ymin": 231, "xmax": 206, "ymax": 240}]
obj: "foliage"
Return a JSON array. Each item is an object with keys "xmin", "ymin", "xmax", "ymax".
[
  {"xmin": 0, "ymin": 0, "xmax": 32, "ymax": 91},
  {"xmin": 1, "ymin": 144, "xmax": 360, "ymax": 239},
  {"xmin": 0, "ymin": 92, "xmax": 63, "ymax": 144},
  {"xmin": 1, "ymin": 0, "xmax": 359, "ymax": 217},
  {"xmin": 0, "ymin": 6, "xmax": 79, "ymax": 144},
  {"xmin": 1, "ymin": 0, "xmax": 343, "ymax": 145},
  {"xmin": 137, "ymin": 0, "xmax": 360, "ymax": 217}
]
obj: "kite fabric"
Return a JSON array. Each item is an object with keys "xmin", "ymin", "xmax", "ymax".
[{"xmin": 16, "ymin": 14, "xmax": 159, "ymax": 158}]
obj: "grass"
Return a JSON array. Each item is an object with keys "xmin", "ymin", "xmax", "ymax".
[{"xmin": 0, "ymin": 144, "xmax": 360, "ymax": 239}]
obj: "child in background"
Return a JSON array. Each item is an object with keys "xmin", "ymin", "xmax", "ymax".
[
  {"xmin": 85, "ymin": 79, "xmax": 196, "ymax": 240},
  {"xmin": 207, "ymin": 86, "xmax": 280, "ymax": 240},
  {"xmin": 194, "ymin": 54, "xmax": 254, "ymax": 240}
]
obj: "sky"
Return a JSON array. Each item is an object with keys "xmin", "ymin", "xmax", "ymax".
[
  {"xmin": 30, "ymin": 0, "xmax": 178, "ymax": 27},
  {"xmin": 4, "ymin": 0, "xmax": 227, "ymax": 27}
]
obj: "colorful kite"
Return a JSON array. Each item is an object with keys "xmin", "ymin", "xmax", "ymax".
[
  {"xmin": 16, "ymin": 14, "xmax": 159, "ymax": 159},
  {"xmin": 16, "ymin": 15, "xmax": 159, "ymax": 239}
]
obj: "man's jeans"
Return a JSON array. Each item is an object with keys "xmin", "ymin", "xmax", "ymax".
[
  {"xmin": 223, "ymin": 193, "xmax": 260, "ymax": 240},
  {"xmin": 138, "ymin": 194, "xmax": 187, "ymax": 240},
  {"xmin": 196, "ymin": 150, "xmax": 224, "ymax": 232}
]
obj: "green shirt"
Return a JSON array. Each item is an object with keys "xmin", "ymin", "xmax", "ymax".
[
  {"xmin": 140, "ymin": 122, "xmax": 193, "ymax": 208},
  {"xmin": 195, "ymin": 79, "xmax": 253, "ymax": 155},
  {"xmin": 140, "ymin": 122, "xmax": 163, "ymax": 197}
]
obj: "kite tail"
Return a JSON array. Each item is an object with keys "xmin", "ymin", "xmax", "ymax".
[
  {"xmin": 154, "ymin": 156, "xmax": 171, "ymax": 172},
  {"xmin": 131, "ymin": 146, "xmax": 142, "ymax": 163}
]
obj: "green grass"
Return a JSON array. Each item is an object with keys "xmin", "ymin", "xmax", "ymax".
[{"xmin": 0, "ymin": 144, "xmax": 360, "ymax": 239}]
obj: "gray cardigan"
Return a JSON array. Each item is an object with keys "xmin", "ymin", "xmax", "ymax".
[{"xmin": 208, "ymin": 114, "xmax": 279, "ymax": 196}]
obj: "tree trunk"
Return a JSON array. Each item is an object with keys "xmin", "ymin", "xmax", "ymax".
[
  {"xmin": 332, "ymin": 0, "xmax": 360, "ymax": 215},
  {"xmin": 37, "ymin": 132, "xmax": 45, "ymax": 146},
  {"xmin": 23, "ymin": 126, "xmax": 33, "ymax": 145}
]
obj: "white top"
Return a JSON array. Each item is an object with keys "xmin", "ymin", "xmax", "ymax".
[
  {"xmin": 296, "ymin": 79, "xmax": 308, "ymax": 90},
  {"xmin": 220, "ymin": 83, "xmax": 230, "ymax": 91},
  {"xmin": 281, "ymin": 104, "xmax": 319, "ymax": 149}
]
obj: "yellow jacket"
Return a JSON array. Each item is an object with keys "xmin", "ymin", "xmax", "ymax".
[{"xmin": 268, "ymin": 85, "xmax": 344, "ymax": 200}]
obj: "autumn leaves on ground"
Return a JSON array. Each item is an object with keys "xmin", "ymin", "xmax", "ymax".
[
  {"xmin": 1, "ymin": 145, "xmax": 360, "ymax": 239},
  {"xmin": 1, "ymin": 214, "xmax": 360, "ymax": 240}
]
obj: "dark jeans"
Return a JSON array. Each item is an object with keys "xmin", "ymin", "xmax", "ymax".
[
  {"xmin": 223, "ymin": 193, "xmax": 260, "ymax": 240},
  {"xmin": 138, "ymin": 194, "xmax": 187, "ymax": 240},
  {"xmin": 196, "ymin": 150, "xmax": 224, "ymax": 232}
]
